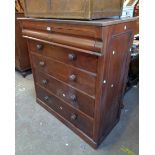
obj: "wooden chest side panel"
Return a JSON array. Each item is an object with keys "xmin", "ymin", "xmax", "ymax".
[
  {"xmin": 100, "ymin": 32, "xmax": 132, "ymax": 138},
  {"xmin": 93, "ymin": 22, "xmax": 136, "ymax": 143},
  {"xmin": 15, "ymin": 13, "xmax": 31, "ymax": 71}
]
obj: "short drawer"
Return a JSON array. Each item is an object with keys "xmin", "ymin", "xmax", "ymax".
[
  {"xmin": 35, "ymin": 70, "xmax": 95, "ymax": 117},
  {"xmin": 29, "ymin": 40, "xmax": 98, "ymax": 73},
  {"xmin": 31, "ymin": 54, "xmax": 96, "ymax": 97},
  {"xmin": 36, "ymin": 85, "xmax": 93, "ymax": 138}
]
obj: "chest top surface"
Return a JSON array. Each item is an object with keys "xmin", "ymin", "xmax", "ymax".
[{"xmin": 17, "ymin": 16, "xmax": 138, "ymax": 27}]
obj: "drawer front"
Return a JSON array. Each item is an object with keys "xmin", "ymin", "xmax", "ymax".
[
  {"xmin": 29, "ymin": 40, "xmax": 98, "ymax": 73},
  {"xmin": 32, "ymin": 54, "xmax": 96, "ymax": 96},
  {"xmin": 35, "ymin": 70, "xmax": 95, "ymax": 117},
  {"xmin": 36, "ymin": 85, "xmax": 93, "ymax": 138},
  {"xmin": 21, "ymin": 20, "xmax": 102, "ymax": 40}
]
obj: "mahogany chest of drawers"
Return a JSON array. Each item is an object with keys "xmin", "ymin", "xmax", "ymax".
[{"xmin": 18, "ymin": 17, "xmax": 138, "ymax": 148}]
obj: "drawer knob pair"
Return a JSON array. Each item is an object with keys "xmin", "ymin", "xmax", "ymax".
[
  {"xmin": 69, "ymin": 74, "xmax": 76, "ymax": 81},
  {"xmin": 70, "ymin": 113, "xmax": 77, "ymax": 120},
  {"xmin": 36, "ymin": 44, "xmax": 43, "ymax": 50},
  {"xmin": 68, "ymin": 53, "xmax": 76, "ymax": 61}
]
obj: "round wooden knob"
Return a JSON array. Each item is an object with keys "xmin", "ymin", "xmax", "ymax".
[
  {"xmin": 70, "ymin": 113, "xmax": 77, "ymax": 120},
  {"xmin": 42, "ymin": 79, "xmax": 48, "ymax": 85},
  {"xmin": 39, "ymin": 61, "xmax": 45, "ymax": 67},
  {"xmin": 68, "ymin": 53, "xmax": 76, "ymax": 61},
  {"xmin": 70, "ymin": 94, "xmax": 77, "ymax": 101},
  {"xmin": 46, "ymin": 26, "xmax": 52, "ymax": 32},
  {"xmin": 69, "ymin": 74, "xmax": 76, "ymax": 81},
  {"xmin": 36, "ymin": 44, "xmax": 43, "ymax": 50},
  {"xmin": 44, "ymin": 96, "xmax": 49, "ymax": 101}
]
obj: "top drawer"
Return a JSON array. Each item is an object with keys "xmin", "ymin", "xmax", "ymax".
[
  {"xmin": 20, "ymin": 20, "xmax": 104, "ymax": 54},
  {"xmin": 21, "ymin": 20, "xmax": 103, "ymax": 40}
]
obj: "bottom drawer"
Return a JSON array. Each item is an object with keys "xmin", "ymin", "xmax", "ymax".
[{"xmin": 35, "ymin": 85, "xmax": 93, "ymax": 138}]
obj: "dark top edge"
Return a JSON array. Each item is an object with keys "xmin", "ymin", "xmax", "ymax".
[{"xmin": 17, "ymin": 16, "xmax": 139, "ymax": 27}]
